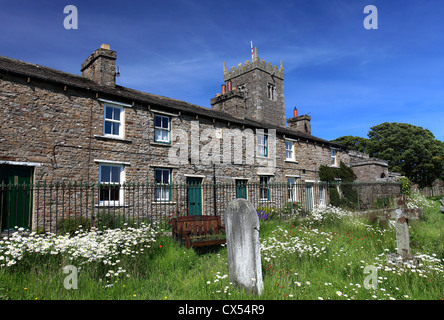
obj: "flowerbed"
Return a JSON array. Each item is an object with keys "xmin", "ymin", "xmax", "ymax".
[{"xmin": 0, "ymin": 223, "xmax": 159, "ymax": 282}]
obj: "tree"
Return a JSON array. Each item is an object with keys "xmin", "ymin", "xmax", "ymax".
[
  {"xmin": 333, "ymin": 122, "xmax": 444, "ymax": 188},
  {"xmin": 330, "ymin": 135, "xmax": 370, "ymax": 153},
  {"xmin": 367, "ymin": 122, "xmax": 444, "ymax": 187}
]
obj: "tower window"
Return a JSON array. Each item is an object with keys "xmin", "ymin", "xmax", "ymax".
[{"xmin": 267, "ymin": 83, "xmax": 276, "ymax": 100}]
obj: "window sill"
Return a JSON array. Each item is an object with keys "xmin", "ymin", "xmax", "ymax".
[
  {"xmin": 285, "ymin": 160, "xmax": 299, "ymax": 164},
  {"xmin": 95, "ymin": 204, "xmax": 129, "ymax": 208},
  {"xmin": 150, "ymin": 141, "xmax": 172, "ymax": 147},
  {"xmin": 94, "ymin": 135, "xmax": 133, "ymax": 144}
]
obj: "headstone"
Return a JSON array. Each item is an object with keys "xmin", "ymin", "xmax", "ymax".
[
  {"xmin": 439, "ymin": 197, "xmax": 444, "ymax": 214},
  {"xmin": 224, "ymin": 198, "xmax": 264, "ymax": 295},
  {"xmin": 384, "ymin": 196, "xmax": 422, "ymax": 266}
]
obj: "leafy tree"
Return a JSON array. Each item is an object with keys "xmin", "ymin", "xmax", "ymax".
[
  {"xmin": 332, "ymin": 122, "xmax": 444, "ymax": 188},
  {"xmin": 330, "ymin": 135, "xmax": 370, "ymax": 153},
  {"xmin": 367, "ymin": 122, "xmax": 444, "ymax": 187}
]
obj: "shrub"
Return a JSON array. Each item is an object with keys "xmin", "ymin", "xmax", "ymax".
[
  {"xmin": 328, "ymin": 186, "xmax": 341, "ymax": 207},
  {"xmin": 398, "ymin": 177, "xmax": 412, "ymax": 195}
]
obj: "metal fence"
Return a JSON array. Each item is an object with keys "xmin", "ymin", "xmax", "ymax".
[{"xmin": 0, "ymin": 181, "xmax": 401, "ymax": 236}]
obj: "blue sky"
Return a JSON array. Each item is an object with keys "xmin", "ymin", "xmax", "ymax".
[{"xmin": 1, "ymin": 0, "xmax": 444, "ymax": 141}]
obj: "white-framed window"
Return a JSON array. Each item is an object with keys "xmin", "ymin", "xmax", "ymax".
[
  {"xmin": 285, "ymin": 141, "xmax": 295, "ymax": 161},
  {"xmin": 154, "ymin": 114, "xmax": 171, "ymax": 144},
  {"xmin": 331, "ymin": 149, "xmax": 338, "ymax": 166},
  {"xmin": 257, "ymin": 134, "xmax": 268, "ymax": 157},
  {"xmin": 259, "ymin": 176, "xmax": 270, "ymax": 201},
  {"xmin": 103, "ymin": 104, "xmax": 124, "ymax": 138},
  {"xmin": 287, "ymin": 177, "xmax": 300, "ymax": 202},
  {"xmin": 154, "ymin": 168, "xmax": 171, "ymax": 202},
  {"xmin": 99, "ymin": 164, "xmax": 124, "ymax": 206}
]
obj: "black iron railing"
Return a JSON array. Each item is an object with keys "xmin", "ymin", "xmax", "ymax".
[{"xmin": 0, "ymin": 181, "xmax": 401, "ymax": 236}]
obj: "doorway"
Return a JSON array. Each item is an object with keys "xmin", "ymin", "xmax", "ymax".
[
  {"xmin": 187, "ymin": 177, "xmax": 202, "ymax": 216},
  {"xmin": 0, "ymin": 165, "xmax": 33, "ymax": 231}
]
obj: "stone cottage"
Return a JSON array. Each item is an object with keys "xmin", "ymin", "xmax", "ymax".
[{"xmin": 0, "ymin": 44, "xmax": 391, "ymax": 232}]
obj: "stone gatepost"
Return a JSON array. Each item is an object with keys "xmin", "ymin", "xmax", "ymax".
[{"xmin": 224, "ymin": 199, "xmax": 264, "ymax": 295}]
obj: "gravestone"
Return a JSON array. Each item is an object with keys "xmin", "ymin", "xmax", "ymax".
[
  {"xmin": 384, "ymin": 196, "xmax": 422, "ymax": 266},
  {"xmin": 224, "ymin": 198, "xmax": 264, "ymax": 295}
]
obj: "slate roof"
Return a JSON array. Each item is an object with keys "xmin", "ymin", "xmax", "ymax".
[{"xmin": 0, "ymin": 54, "xmax": 345, "ymax": 149}]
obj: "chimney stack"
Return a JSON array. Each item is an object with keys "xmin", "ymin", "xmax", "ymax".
[
  {"xmin": 81, "ymin": 44, "xmax": 117, "ymax": 86},
  {"xmin": 287, "ymin": 109, "xmax": 311, "ymax": 135}
]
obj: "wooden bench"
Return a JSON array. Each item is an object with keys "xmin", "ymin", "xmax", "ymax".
[{"xmin": 171, "ymin": 215, "xmax": 226, "ymax": 249}]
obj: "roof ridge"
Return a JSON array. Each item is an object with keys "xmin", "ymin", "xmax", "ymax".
[{"xmin": 0, "ymin": 54, "xmax": 344, "ymax": 148}]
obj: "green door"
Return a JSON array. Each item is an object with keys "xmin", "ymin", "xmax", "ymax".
[
  {"xmin": 236, "ymin": 180, "xmax": 248, "ymax": 199},
  {"xmin": 187, "ymin": 177, "xmax": 202, "ymax": 216},
  {"xmin": 0, "ymin": 165, "xmax": 33, "ymax": 231}
]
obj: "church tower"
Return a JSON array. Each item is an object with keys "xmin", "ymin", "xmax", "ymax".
[{"xmin": 210, "ymin": 47, "xmax": 286, "ymax": 127}]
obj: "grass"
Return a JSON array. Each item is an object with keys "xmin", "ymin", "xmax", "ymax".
[{"xmin": 0, "ymin": 196, "xmax": 443, "ymax": 300}]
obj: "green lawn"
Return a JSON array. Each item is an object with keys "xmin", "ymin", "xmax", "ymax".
[{"xmin": 0, "ymin": 196, "xmax": 443, "ymax": 300}]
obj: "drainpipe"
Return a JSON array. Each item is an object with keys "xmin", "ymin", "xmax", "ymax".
[{"xmin": 213, "ymin": 164, "xmax": 217, "ymax": 216}]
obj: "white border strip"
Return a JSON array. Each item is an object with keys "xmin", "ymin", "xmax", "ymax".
[
  {"xmin": 97, "ymin": 98, "xmax": 132, "ymax": 108},
  {"xmin": 0, "ymin": 161, "xmax": 42, "ymax": 167},
  {"xmin": 94, "ymin": 159, "xmax": 131, "ymax": 166}
]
